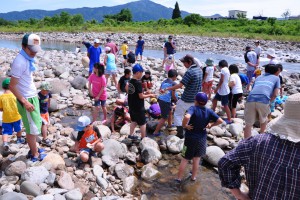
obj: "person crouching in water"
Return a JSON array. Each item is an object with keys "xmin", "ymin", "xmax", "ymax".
[
  {"xmin": 176, "ymin": 92, "xmax": 223, "ymax": 183},
  {"xmin": 74, "ymin": 116, "xmax": 104, "ymax": 163}
]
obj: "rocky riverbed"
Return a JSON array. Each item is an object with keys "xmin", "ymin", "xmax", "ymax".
[
  {"xmin": 0, "ymin": 47, "xmax": 300, "ymax": 200},
  {"xmin": 0, "ymin": 32, "xmax": 300, "ymax": 63}
]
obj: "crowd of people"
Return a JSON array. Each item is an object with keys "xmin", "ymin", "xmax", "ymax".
[{"xmin": 1, "ymin": 33, "xmax": 299, "ymax": 199}]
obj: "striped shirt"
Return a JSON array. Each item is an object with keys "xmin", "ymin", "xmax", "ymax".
[
  {"xmin": 218, "ymin": 134, "xmax": 300, "ymax": 200},
  {"xmin": 180, "ymin": 64, "xmax": 202, "ymax": 102}
]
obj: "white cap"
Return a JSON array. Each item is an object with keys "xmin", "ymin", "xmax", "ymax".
[
  {"xmin": 105, "ymin": 46, "xmax": 111, "ymax": 52},
  {"xmin": 94, "ymin": 39, "xmax": 100, "ymax": 44},
  {"xmin": 75, "ymin": 116, "xmax": 91, "ymax": 131},
  {"xmin": 266, "ymin": 48, "xmax": 276, "ymax": 58}
]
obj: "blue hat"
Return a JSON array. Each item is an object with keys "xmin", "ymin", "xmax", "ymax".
[
  {"xmin": 195, "ymin": 92, "xmax": 208, "ymax": 105},
  {"xmin": 75, "ymin": 116, "xmax": 91, "ymax": 131},
  {"xmin": 132, "ymin": 64, "xmax": 144, "ymax": 74}
]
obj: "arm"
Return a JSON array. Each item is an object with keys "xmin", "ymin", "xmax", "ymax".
[
  {"xmin": 207, "ymin": 118, "xmax": 224, "ymax": 129},
  {"xmin": 95, "ymin": 87, "xmax": 105, "ymax": 100},
  {"xmin": 87, "ymin": 52, "xmax": 90, "ymax": 59},
  {"xmin": 214, "ymin": 73, "xmax": 224, "ymax": 93},
  {"xmin": 182, "ymin": 113, "xmax": 193, "ymax": 130},
  {"xmin": 171, "ymin": 90, "xmax": 177, "ymax": 102},
  {"xmin": 111, "ymin": 114, "xmax": 116, "ymax": 133},
  {"xmin": 167, "ymin": 82, "xmax": 183, "ymax": 91},
  {"xmin": 171, "ymin": 41, "xmax": 176, "ymax": 49},
  {"xmin": 203, "ymin": 72, "xmax": 208, "ymax": 83},
  {"xmin": 88, "ymin": 82, "xmax": 92, "ymax": 96},
  {"xmin": 270, "ymin": 88, "xmax": 279, "ymax": 102},
  {"xmin": 138, "ymin": 93, "xmax": 155, "ymax": 99},
  {"xmin": 117, "ymin": 82, "xmax": 121, "ymax": 93},
  {"xmin": 228, "ymin": 80, "xmax": 236, "ymax": 88},
  {"xmin": 104, "ymin": 55, "xmax": 108, "ymax": 66}
]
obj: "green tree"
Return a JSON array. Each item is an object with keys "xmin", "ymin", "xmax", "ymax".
[
  {"xmin": 59, "ymin": 11, "xmax": 71, "ymax": 25},
  {"xmin": 70, "ymin": 14, "xmax": 84, "ymax": 26},
  {"xmin": 172, "ymin": 1, "xmax": 181, "ymax": 19},
  {"xmin": 104, "ymin": 9, "xmax": 132, "ymax": 22},
  {"xmin": 183, "ymin": 14, "xmax": 206, "ymax": 26},
  {"xmin": 237, "ymin": 12, "xmax": 246, "ymax": 19},
  {"xmin": 267, "ymin": 17, "xmax": 277, "ymax": 26}
]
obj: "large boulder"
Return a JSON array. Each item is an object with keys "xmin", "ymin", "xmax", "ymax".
[
  {"xmin": 209, "ymin": 126, "xmax": 225, "ymax": 137},
  {"xmin": 82, "ymin": 57, "xmax": 90, "ymax": 68},
  {"xmin": 213, "ymin": 137, "xmax": 230, "ymax": 149},
  {"xmin": 48, "ymin": 98, "xmax": 59, "ymax": 112},
  {"xmin": 96, "ymin": 125, "xmax": 111, "ymax": 139},
  {"xmin": 21, "ymin": 166, "xmax": 49, "ymax": 184},
  {"xmin": 71, "ymin": 76, "xmax": 87, "ymax": 90},
  {"xmin": 5, "ymin": 161, "xmax": 27, "ymax": 176},
  {"xmin": 57, "ymin": 171, "xmax": 74, "ymax": 190},
  {"xmin": 229, "ymin": 123, "xmax": 244, "ymax": 137},
  {"xmin": 203, "ymin": 146, "xmax": 225, "ymax": 166},
  {"xmin": 0, "ymin": 192, "xmax": 28, "ymax": 200},
  {"xmin": 96, "ymin": 176, "xmax": 108, "ymax": 190},
  {"xmin": 54, "ymin": 66, "xmax": 67, "ymax": 76},
  {"xmin": 139, "ymin": 137, "xmax": 159, "ymax": 151},
  {"xmin": 166, "ymin": 135, "xmax": 184, "ymax": 153},
  {"xmin": 141, "ymin": 147, "xmax": 162, "ymax": 164},
  {"xmin": 65, "ymin": 189, "xmax": 83, "ymax": 200},
  {"xmin": 40, "ymin": 153, "xmax": 65, "ymax": 170},
  {"xmin": 49, "ymin": 79, "xmax": 70, "ymax": 95},
  {"xmin": 141, "ymin": 163, "xmax": 161, "ymax": 181},
  {"xmin": 72, "ymin": 95, "xmax": 89, "ymax": 106},
  {"xmin": 20, "ymin": 181, "xmax": 43, "ymax": 197},
  {"xmin": 123, "ymin": 176, "xmax": 138, "ymax": 193},
  {"xmin": 101, "ymin": 139, "xmax": 127, "ymax": 158},
  {"xmin": 114, "ymin": 163, "xmax": 134, "ymax": 180}
]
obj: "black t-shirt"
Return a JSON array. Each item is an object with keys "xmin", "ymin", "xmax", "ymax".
[
  {"xmin": 141, "ymin": 75, "xmax": 152, "ymax": 83},
  {"xmin": 77, "ymin": 126, "xmax": 102, "ymax": 141},
  {"xmin": 38, "ymin": 92, "xmax": 52, "ymax": 114},
  {"xmin": 164, "ymin": 42, "xmax": 176, "ymax": 54},
  {"xmin": 128, "ymin": 78, "xmax": 144, "ymax": 111},
  {"xmin": 118, "ymin": 75, "xmax": 130, "ymax": 93},
  {"xmin": 127, "ymin": 52, "xmax": 136, "ymax": 64}
]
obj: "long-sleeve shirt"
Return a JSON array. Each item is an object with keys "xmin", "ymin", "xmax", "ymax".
[{"xmin": 218, "ymin": 134, "xmax": 300, "ymax": 200}]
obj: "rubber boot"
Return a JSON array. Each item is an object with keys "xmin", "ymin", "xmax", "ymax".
[{"xmin": 176, "ymin": 126, "xmax": 184, "ymax": 139}]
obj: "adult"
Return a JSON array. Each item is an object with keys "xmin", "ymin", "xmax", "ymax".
[
  {"xmin": 266, "ymin": 48, "xmax": 279, "ymax": 64},
  {"xmin": 244, "ymin": 46, "xmax": 259, "ymax": 91},
  {"xmin": 254, "ymin": 40, "xmax": 262, "ymax": 57},
  {"xmin": 105, "ymin": 38, "xmax": 118, "ymax": 56},
  {"xmin": 243, "ymin": 64, "xmax": 280, "ymax": 138},
  {"xmin": 87, "ymin": 39, "xmax": 102, "ymax": 75},
  {"xmin": 135, "ymin": 36, "xmax": 145, "ymax": 61},
  {"xmin": 163, "ymin": 35, "xmax": 176, "ymax": 59},
  {"xmin": 165, "ymin": 54, "xmax": 202, "ymax": 138},
  {"xmin": 218, "ymin": 93, "xmax": 300, "ymax": 200},
  {"xmin": 9, "ymin": 33, "xmax": 45, "ymax": 162}
]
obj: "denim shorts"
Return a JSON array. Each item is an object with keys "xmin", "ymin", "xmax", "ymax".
[
  {"xmin": 94, "ymin": 100, "xmax": 106, "ymax": 107},
  {"xmin": 2, "ymin": 120, "xmax": 22, "ymax": 135},
  {"xmin": 105, "ymin": 69, "xmax": 117, "ymax": 75},
  {"xmin": 80, "ymin": 148, "xmax": 93, "ymax": 154},
  {"xmin": 214, "ymin": 93, "xmax": 229, "ymax": 106}
]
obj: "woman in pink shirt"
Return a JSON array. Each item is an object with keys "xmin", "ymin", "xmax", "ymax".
[{"xmin": 88, "ymin": 63, "xmax": 107, "ymax": 124}]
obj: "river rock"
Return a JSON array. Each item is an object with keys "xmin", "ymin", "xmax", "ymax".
[
  {"xmin": 53, "ymin": 194, "xmax": 66, "ymax": 200},
  {"xmin": 229, "ymin": 123, "xmax": 243, "ymax": 137},
  {"xmin": 54, "ymin": 66, "xmax": 67, "ymax": 76},
  {"xmin": 0, "ymin": 176, "xmax": 19, "ymax": 186},
  {"xmin": 44, "ymin": 70, "xmax": 53, "ymax": 78},
  {"xmin": 57, "ymin": 171, "xmax": 74, "ymax": 190},
  {"xmin": 101, "ymin": 139, "xmax": 127, "ymax": 158},
  {"xmin": 209, "ymin": 126, "xmax": 225, "ymax": 137},
  {"xmin": 141, "ymin": 147, "xmax": 162, "ymax": 164},
  {"xmin": 96, "ymin": 177, "xmax": 108, "ymax": 190},
  {"xmin": 146, "ymin": 121, "xmax": 158, "ymax": 132},
  {"xmin": 213, "ymin": 137, "xmax": 230, "ymax": 149},
  {"xmin": 141, "ymin": 163, "xmax": 161, "ymax": 181},
  {"xmin": 50, "ymin": 79, "xmax": 69, "ymax": 94},
  {"xmin": 65, "ymin": 189, "xmax": 82, "ymax": 200},
  {"xmin": 81, "ymin": 57, "xmax": 89, "ymax": 68},
  {"xmin": 47, "ymin": 188, "xmax": 68, "ymax": 195},
  {"xmin": 48, "ymin": 98, "xmax": 59, "ymax": 112},
  {"xmin": 101, "ymin": 155, "xmax": 119, "ymax": 167},
  {"xmin": 71, "ymin": 76, "xmax": 87, "ymax": 90},
  {"xmin": 123, "ymin": 176, "xmax": 138, "ymax": 193},
  {"xmin": 166, "ymin": 135, "xmax": 184, "ymax": 153},
  {"xmin": 45, "ymin": 172, "xmax": 56, "ymax": 186},
  {"xmin": 72, "ymin": 95, "xmax": 89, "ymax": 106},
  {"xmin": 20, "ymin": 181, "xmax": 43, "ymax": 197},
  {"xmin": 40, "ymin": 153, "xmax": 65, "ymax": 170},
  {"xmin": 33, "ymin": 194, "xmax": 54, "ymax": 200},
  {"xmin": 114, "ymin": 163, "xmax": 134, "ymax": 179},
  {"xmin": 203, "ymin": 146, "xmax": 225, "ymax": 166},
  {"xmin": 21, "ymin": 166, "xmax": 49, "ymax": 184},
  {"xmin": 0, "ymin": 192, "xmax": 28, "ymax": 200},
  {"xmin": 119, "ymin": 123, "xmax": 130, "ymax": 135},
  {"xmin": 93, "ymin": 165, "xmax": 104, "ymax": 177},
  {"xmin": 5, "ymin": 161, "xmax": 27, "ymax": 176},
  {"xmin": 139, "ymin": 137, "xmax": 159, "ymax": 151},
  {"xmin": 96, "ymin": 125, "xmax": 111, "ymax": 139}
]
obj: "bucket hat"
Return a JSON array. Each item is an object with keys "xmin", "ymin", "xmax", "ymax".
[
  {"xmin": 40, "ymin": 81, "xmax": 52, "ymax": 91},
  {"xmin": 205, "ymin": 58, "xmax": 214, "ymax": 66},
  {"xmin": 266, "ymin": 48, "xmax": 276, "ymax": 58}
]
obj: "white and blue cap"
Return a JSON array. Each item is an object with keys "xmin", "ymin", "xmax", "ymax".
[{"xmin": 76, "ymin": 116, "xmax": 91, "ymax": 131}]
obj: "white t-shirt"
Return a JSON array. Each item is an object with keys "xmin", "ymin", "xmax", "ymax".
[
  {"xmin": 11, "ymin": 53, "xmax": 37, "ymax": 98},
  {"xmin": 205, "ymin": 66, "xmax": 214, "ymax": 82},
  {"xmin": 269, "ymin": 58, "xmax": 279, "ymax": 64},
  {"xmin": 255, "ymin": 46, "xmax": 262, "ymax": 56},
  {"xmin": 230, "ymin": 74, "xmax": 243, "ymax": 94},
  {"xmin": 218, "ymin": 67, "xmax": 230, "ymax": 95}
]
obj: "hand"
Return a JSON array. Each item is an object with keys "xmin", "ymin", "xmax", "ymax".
[
  {"xmin": 150, "ymin": 94, "xmax": 157, "ymax": 98},
  {"xmin": 24, "ymin": 100, "xmax": 35, "ymax": 112},
  {"xmin": 95, "ymin": 96, "xmax": 99, "ymax": 101},
  {"xmin": 235, "ymin": 192, "xmax": 251, "ymax": 200},
  {"xmin": 184, "ymin": 124, "xmax": 193, "ymax": 130}
]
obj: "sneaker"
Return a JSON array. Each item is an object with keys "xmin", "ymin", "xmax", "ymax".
[
  {"xmin": 27, "ymin": 148, "xmax": 45, "ymax": 159},
  {"xmin": 16, "ymin": 137, "xmax": 26, "ymax": 144},
  {"xmin": 41, "ymin": 138, "xmax": 52, "ymax": 147},
  {"xmin": 128, "ymin": 135, "xmax": 139, "ymax": 140},
  {"xmin": 167, "ymin": 124, "xmax": 176, "ymax": 128},
  {"xmin": 174, "ymin": 179, "xmax": 181, "ymax": 184},
  {"xmin": 224, "ymin": 119, "xmax": 233, "ymax": 124},
  {"xmin": 31, "ymin": 153, "xmax": 47, "ymax": 162},
  {"xmin": 153, "ymin": 132, "xmax": 162, "ymax": 137}
]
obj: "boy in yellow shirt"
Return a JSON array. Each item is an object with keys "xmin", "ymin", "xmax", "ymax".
[
  {"xmin": 0, "ymin": 78, "xmax": 25, "ymax": 151},
  {"xmin": 120, "ymin": 41, "xmax": 128, "ymax": 66}
]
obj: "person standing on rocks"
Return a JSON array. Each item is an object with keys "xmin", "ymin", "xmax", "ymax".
[
  {"xmin": 228, "ymin": 64, "xmax": 243, "ymax": 118},
  {"xmin": 127, "ymin": 64, "xmax": 156, "ymax": 139},
  {"xmin": 163, "ymin": 35, "xmax": 176, "ymax": 59},
  {"xmin": 243, "ymin": 64, "xmax": 280, "ymax": 138},
  {"xmin": 218, "ymin": 93, "xmax": 300, "ymax": 200},
  {"xmin": 244, "ymin": 46, "xmax": 259, "ymax": 91},
  {"xmin": 104, "ymin": 46, "xmax": 118, "ymax": 87},
  {"xmin": 135, "ymin": 36, "xmax": 145, "ymax": 61},
  {"xmin": 87, "ymin": 39, "xmax": 102, "ymax": 75},
  {"xmin": 267, "ymin": 48, "xmax": 279, "ymax": 64},
  {"xmin": 254, "ymin": 40, "xmax": 262, "ymax": 57},
  {"xmin": 9, "ymin": 33, "xmax": 46, "ymax": 162},
  {"xmin": 164, "ymin": 54, "xmax": 202, "ymax": 138},
  {"xmin": 202, "ymin": 58, "xmax": 215, "ymax": 100},
  {"xmin": 105, "ymin": 38, "xmax": 118, "ymax": 57}
]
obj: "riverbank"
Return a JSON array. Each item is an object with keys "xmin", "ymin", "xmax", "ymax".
[{"xmin": 0, "ymin": 47, "xmax": 299, "ymax": 199}]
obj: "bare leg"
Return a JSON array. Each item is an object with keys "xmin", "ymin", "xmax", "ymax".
[
  {"xmin": 224, "ymin": 105, "xmax": 232, "ymax": 122},
  {"xmin": 140, "ymin": 124, "xmax": 146, "ymax": 138},
  {"xmin": 231, "ymin": 108, "xmax": 236, "ymax": 118},
  {"xmin": 102, "ymin": 106, "xmax": 107, "ymax": 121},
  {"xmin": 244, "ymin": 124, "xmax": 252, "ymax": 139},
  {"xmin": 92, "ymin": 106, "xmax": 100, "ymax": 122},
  {"xmin": 16, "ymin": 130, "xmax": 22, "ymax": 138},
  {"xmin": 167, "ymin": 111, "xmax": 173, "ymax": 127},
  {"xmin": 191, "ymin": 157, "xmax": 201, "ymax": 180},
  {"xmin": 177, "ymin": 158, "xmax": 189, "ymax": 180},
  {"xmin": 129, "ymin": 122, "xmax": 137, "ymax": 135},
  {"xmin": 153, "ymin": 118, "xmax": 166, "ymax": 134},
  {"xmin": 94, "ymin": 141, "xmax": 104, "ymax": 152},
  {"xmin": 212, "ymin": 99, "xmax": 218, "ymax": 111},
  {"xmin": 2, "ymin": 134, "xmax": 8, "ymax": 143},
  {"xmin": 80, "ymin": 152, "xmax": 89, "ymax": 163},
  {"xmin": 112, "ymin": 74, "xmax": 118, "ymax": 87},
  {"xmin": 26, "ymin": 134, "xmax": 38, "ymax": 158},
  {"xmin": 260, "ymin": 121, "xmax": 268, "ymax": 134},
  {"xmin": 41, "ymin": 124, "xmax": 48, "ymax": 140}
]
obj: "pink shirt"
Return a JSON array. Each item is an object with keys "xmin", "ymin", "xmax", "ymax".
[
  {"xmin": 106, "ymin": 42, "xmax": 118, "ymax": 55},
  {"xmin": 88, "ymin": 74, "xmax": 107, "ymax": 100}
]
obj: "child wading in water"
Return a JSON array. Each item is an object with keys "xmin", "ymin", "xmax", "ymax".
[
  {"xmin": 88, "ymin": 63, "xmax": 107, "ymax": 124},
  {"xmin": 176, "ymin": 92, "xmax": 223, "ymax": 182},
  {"xmin": 0, "ymin": 78, "xmax": 25, "ymax": 151}
]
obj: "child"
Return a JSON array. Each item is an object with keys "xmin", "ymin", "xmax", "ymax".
[
  {"xmin": 88, "ymin": 63, "xmax": 107, "ymax": 124},
  {"xmin": 74, "ymin": 116, "xmax": 104, "ymax": 163},
  {"xmin": 152, "ymin": 69, "xmax": 178, "ymax": 137},
  {"xmin": 111, "ymin": 106, "xmax": 131, "ymax": 133},
  {"xmin": 202, "ymin": 58, "xmax": 215, "ymax": 100},
  {"xmin": 212, "ymin": 60, "xmax": 232, "ymax": 124},
  {"xmin": 0, "ymin": 78, "xmax": 25, "ymax": 151},
  {"xmin": 162, "ymin": 55, "xmax": 176, "ymax": 73},
  {"xmin": 135, "ymin": 36, "xmax": 144, "ymax": 61},
  {"xmin": 238, "ymin": 72, "xmax": 249, "ymax": 93},
  {"xmin": 176, "ymin": 92, "xmax": 223, "ymax": 182},
  {"xmin": 148, "ymin": 98, "xmax": 161, "ymax": 119},
  {"xmin": 38, "ymin": 81, "xmax": 53, "ymax": 147},
  {"xmin": 120, "ymin": 41, "xmax": 128, "ymax": 66},
  {"xmin": 228, "ymin": 64, "xmax": 243, "ymax": 118},
  {"xmin": 104, "ymin": 46, "xmax": 118, "ymax": 87},
  {"xmin": 117, "ymin": 68, "xmax": 131, "ymax": 94},
  {"xmin": 127, "ymin": 50, "xmax": 136, "ymax": 65},
  {"xmin": 127, "ymin": 64, "xmax": 156, "ymax": 139},
  {"xmin": 141, "ymin": 70, "xmax": 153, "ymax": 91}
]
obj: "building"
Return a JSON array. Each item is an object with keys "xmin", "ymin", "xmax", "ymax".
[
  {"xmin": 228, "ymin": 10, "xmax": 247, "ymax": 19},
  {"xmin": 204, "ymin": 14, "xmax": 224, "ymax": 20},
  {"xmin": 253, "ymin": 16, "xmax": 268, "ymax": 20}
]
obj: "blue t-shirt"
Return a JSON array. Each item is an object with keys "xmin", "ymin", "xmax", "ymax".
[
  {"xmin": 164, "ymin": 42, "xmax": 176, "ymax": 54},
  {"xmin": 239, "ymin": 73, "xmax": 249, "ymax": 85},
  {"xmin": 88, "ymin": 46, "xmax": 102, "ymax": 68},
  {"xmin": 158, "ymin": 79, "xmax": 176, "ymax": 103},
  {"xmin": 38, "ymin": 92, "xmax": 52, "ymax": 114},
  {"xmin": 247, "ymin": 73, "xmax": 280, "ymax": 104},
  {"xmin": 185, "ymin": 106, "xmax": 220, "ymax": 139},
  {"xmin": 136, "ymin": 40, "xmax": 144, "ymax": 49}
]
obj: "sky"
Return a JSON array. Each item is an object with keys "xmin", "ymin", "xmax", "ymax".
[{"xmin": 0, "ymin": 0, "xmax": 299, "ymax": 18}]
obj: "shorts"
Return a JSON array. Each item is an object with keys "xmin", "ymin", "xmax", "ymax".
[
  {"xmin": 165, "ymin": 65, "xmax": 174, "ymax": 72},
  {"xmin": 130, "ymin": 109, "xmax": 146, "ymax": 126},
  {"xmin": 181, "ymin": 137, "xmax": 206, "ymax": 160},
  {"xmin": 244, "ymin": 102, "xmax": 270, "ymax": 125},
  {"xmin": 229, "ymin": 93, "xmax": 243, "ymax": 108},
  {"xmin": 80, "ymin": 148, "xmax": 93, "ymax": 155},
  {"xmin": 158, "ymin": 99, "xmax": 172, "ymax": 119},
  {"xmin": 94, "ymin": 100, "xmax": 106, "ymax": 107},
  {"xmin": 247, "ymin": 70, "xmax": 254, "ymax": 85},
  {"xmin": 2, "ymin": 120, "xmax": 22, "ymax": 135},
  {"xmin": 17, "ymin": 97, "xmax": 42, "ymax": 135},
  {"xmin": 135, "ymin": 48, "xmax": 143, "ymax": 56},
  {"xmin": 105, "ymin": 69, "xmax": 117, "ymax": 75},
  {"xmin": 214, "ymin": 93, "xmax": 229, "ymax": 106},
  {"xmin": 123, "ymin": 55, "xmax": 127, "ymax": 59},
  {"xmin": 142, "ymin": 82, "xmax": 153, "ymax": 89},
  {"xmin": 41, "ymin": 112, "xmax": 50, "ymax": 125},
  {"xmin": 202, "ymin": 81, "xmax": 213, "ymax": 94}
]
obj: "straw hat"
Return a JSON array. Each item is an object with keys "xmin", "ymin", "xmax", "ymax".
[{"xmin": 267, "ymin": 93, "xmax": 300, "ymax": 143}]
